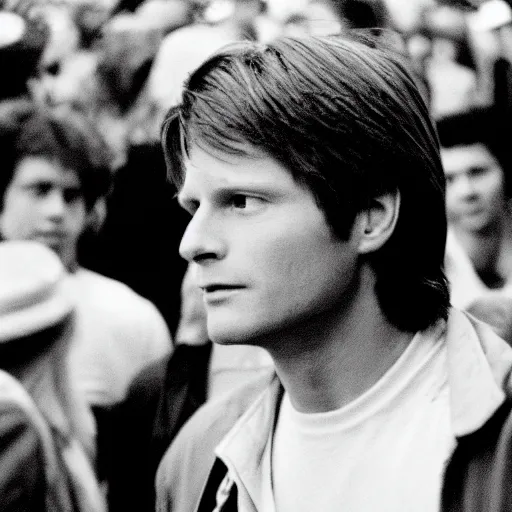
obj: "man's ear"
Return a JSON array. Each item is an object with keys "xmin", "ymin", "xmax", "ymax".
[
  {"xmin": 357, "ymin": 189, "xmax": 400, "ymax": 255},
  {"xmin": 85, "ymin": 198, "xmax": 107, "ymax": 234}
]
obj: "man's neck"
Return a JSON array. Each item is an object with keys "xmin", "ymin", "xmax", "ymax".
[
  {"xmin": 265, "ymin": 268, "xmax": 415, "ymax": 414},
  {"xmin": 453, "ymin": 219, "xmax": 511, "ymax": 287}
]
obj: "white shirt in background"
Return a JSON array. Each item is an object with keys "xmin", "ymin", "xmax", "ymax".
[{"xmin": 68, "ymin": 268, "xmax": 172, "ymax": 407}]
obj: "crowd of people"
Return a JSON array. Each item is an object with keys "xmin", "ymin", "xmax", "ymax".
[{"xmin": 2, "ymin": 0, "xmax": 512, "ymax": 511}]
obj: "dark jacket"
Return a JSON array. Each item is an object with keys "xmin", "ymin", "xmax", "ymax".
[{"xmin": 108, "ymin": 343, "xmax": 212, "ymax": 512}]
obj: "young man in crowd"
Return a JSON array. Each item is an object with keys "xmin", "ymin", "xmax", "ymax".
[
  {"xmin": 438, "ymin": 109, "xmax": 512, "ymax": 307},
  {"xmin": 0, "ymin": 105, "xmax": 172, "ymax": 476},
  {"xmin": 157, "ymin": 35, "xmax": 512, "ymax": 511}
]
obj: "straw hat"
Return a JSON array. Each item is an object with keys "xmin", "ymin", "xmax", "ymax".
[{"xmin": 0, "ymin": 241, "xmax": 73, "ymax": 343}]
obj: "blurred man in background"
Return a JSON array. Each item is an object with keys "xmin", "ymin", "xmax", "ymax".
[{"xmin": 0, "ymin": 106, "xmax": 172, "ymax": 479}]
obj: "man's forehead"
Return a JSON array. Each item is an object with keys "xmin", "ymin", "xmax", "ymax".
[
  {"xmin": 185, "ymin": 138, "xmax": 268, "ymax": 164},
  {"xmin": 184, "ymin": 142, "xmax": 275, "ymax": 177},
  {"xmin": 14, "ymin": 156, "xmax": 81, "ymax": 185},
  {"xmin": 441, "ymin": 143, "xmax": 496, "ymax": 173},
  {"xmin": 178, "ymin": 142, "xmax": 299, "ymax": 197}
]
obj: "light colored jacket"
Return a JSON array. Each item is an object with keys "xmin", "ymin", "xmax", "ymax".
[{"xmin": 156, "ymin": 309, "xmax": 512, "ymax": 512}]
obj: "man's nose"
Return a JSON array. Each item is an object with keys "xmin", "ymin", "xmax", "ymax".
[
  {"xmin": 179, "ymin": 208, "xmax": 225, "ymax": 263},
  {"xmin": 455, "ymin": 174, "xmax": 477, "ymax": 199},
  {"xmin": 43, "ymin": 190, "xmax": 66, "ymax": 219}
]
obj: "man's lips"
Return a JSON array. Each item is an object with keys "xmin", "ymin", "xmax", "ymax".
[
  {"xmin": 201, "ymin": 284, "xmax": 245, "ymax": 293},
  {"xmin": 459, "ymin": 206, "xmax": 486, "ymax": 218},
  {"xmin": 34, "ymin": 231, "xmax": 66, "ymax": 244}
]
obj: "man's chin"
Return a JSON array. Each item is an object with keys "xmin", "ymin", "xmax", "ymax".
[
  {"xmin": 460, "ymin": 212, "xmax": 491, "ymax": 232},
  {"xmin": 208, "ymin": 323, "xmax": 275, "ymax": 348},
  {"xmin": 208, "ymin": 323, "xmax": 258, "ymax": 346}
]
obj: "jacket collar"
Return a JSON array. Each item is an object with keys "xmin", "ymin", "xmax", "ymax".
[
  {"xmin": 215, "ymin": 308, "xmax": 512, "ymax": 505},
  {"xmin": 446, "ymin": 308, "xmax": 512, "ymax": 436},
  {"xmin": 215, "ymin": 374, "xmax": 281, "ymax": 511}
]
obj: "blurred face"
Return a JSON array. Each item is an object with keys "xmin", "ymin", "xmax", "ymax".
[
  {"xmin": 442, "ymin": 143, "xmax": 505, "ymax": 233},
  {"xmin": 0, "ymin": 157, "xmax": 87, "ymax": 269},
  {"xmin": 178, "ymin": 144, "xmax": 361, "ymax": 346}
]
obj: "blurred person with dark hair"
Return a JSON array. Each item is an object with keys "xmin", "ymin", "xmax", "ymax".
[
  {"xmin": 0, "ymin": 106, "xmax": 114, "ymax": 266},
  {"xmin": 0, "ymin": 105, "xmax": 172, "ymax": 479},
  {"xmin": 438, "ymin": 108, "xmax": 512, "ymax": 307},
  {"xmin": 155, "ymin": 33, "xmax": 512, "ymax": 512},
  {"xmin": 0, "ymin": 240, "xmax": 104, "ymax": 512},
  {"xmin": 23, "ymin": 0, "xmax": 191, "ymax": 331}
]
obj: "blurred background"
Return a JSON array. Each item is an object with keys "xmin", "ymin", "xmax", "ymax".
[
  {"xmin": 4, "ymin": 0, "xmax": 512, "ymax": 509},
  {"xmin": 3, "ymin": 0, "xmax": 512, "ymax": 334}
]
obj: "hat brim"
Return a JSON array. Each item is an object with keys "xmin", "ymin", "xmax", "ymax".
[{"xmin": 0, "ymin": 279, "xmax": 73, "ymax": 343}]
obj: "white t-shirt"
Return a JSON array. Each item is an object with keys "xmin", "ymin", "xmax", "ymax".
[
  {"xmin": 67, "ymin": 268, "xmax": 172, "ymax": 406},
  {"xmin": 267, "ymin": 322, "xmax": 455, "ymax": 512}
]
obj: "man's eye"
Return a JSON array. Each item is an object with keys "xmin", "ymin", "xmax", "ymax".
[
  {"xmin": 63, "ymin": 189, "xmax": 82, "ymax": 203},
  {"xmin": 228, "ymin": 194, "xmax": 266, "ymax": 214},
  {"xmin": 30, "ymin": 184, "xmax": 52, "ymax": 197},
  {"xmin": 43, "ymin": 62, "xmax": 61, "ymax": 76},
  {"xmin": 468, "ymin": 167, "xmax": 487, "ymax": 178},
  {"xmin": 231, "ymin": 195, "xmax": 247, "ymax": 209}
]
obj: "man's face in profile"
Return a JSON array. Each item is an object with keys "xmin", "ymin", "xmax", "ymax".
[{"xmin": 178, "ymin": 143, "xmax": 362, "ymax": 346}]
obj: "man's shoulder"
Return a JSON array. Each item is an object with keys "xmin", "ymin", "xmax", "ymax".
[
  {"xmin": 156, "ymin": 371, "xmax": 275, "ymax": 512},
  {"xmin": 0, "ymin": 370, "xmax": 35, "ymax": 417},
  {"xmin": 0, "ymin": 397, "xmax": 44, "ymax": 509},
  {"xmin": 0, "ymin": 371, "xmax": 46, "ymax": 471},
  {"xmin": 184, "ymin": 370, "xmax": 274, "ymax": 438},
  {"xmin": 74, "ymin": 268, "xmax": 146, "ymax": 302},
  {"xmin": 73, "ymin": 268, "xmax": 167, "ymax": 323}
]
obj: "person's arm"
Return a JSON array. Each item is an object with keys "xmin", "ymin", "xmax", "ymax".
[{"xmin": 0, "ymin": 406, "xmax": 45, "ymax": 511}]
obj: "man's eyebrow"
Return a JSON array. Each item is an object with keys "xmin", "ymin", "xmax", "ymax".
[
  {"xmin": 181, "ymin": 179, "xmax": 279, "ymax": 195},
  {"xmin": 21, "ymin": 178, "xmax": 53, "ymax": 186}
]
